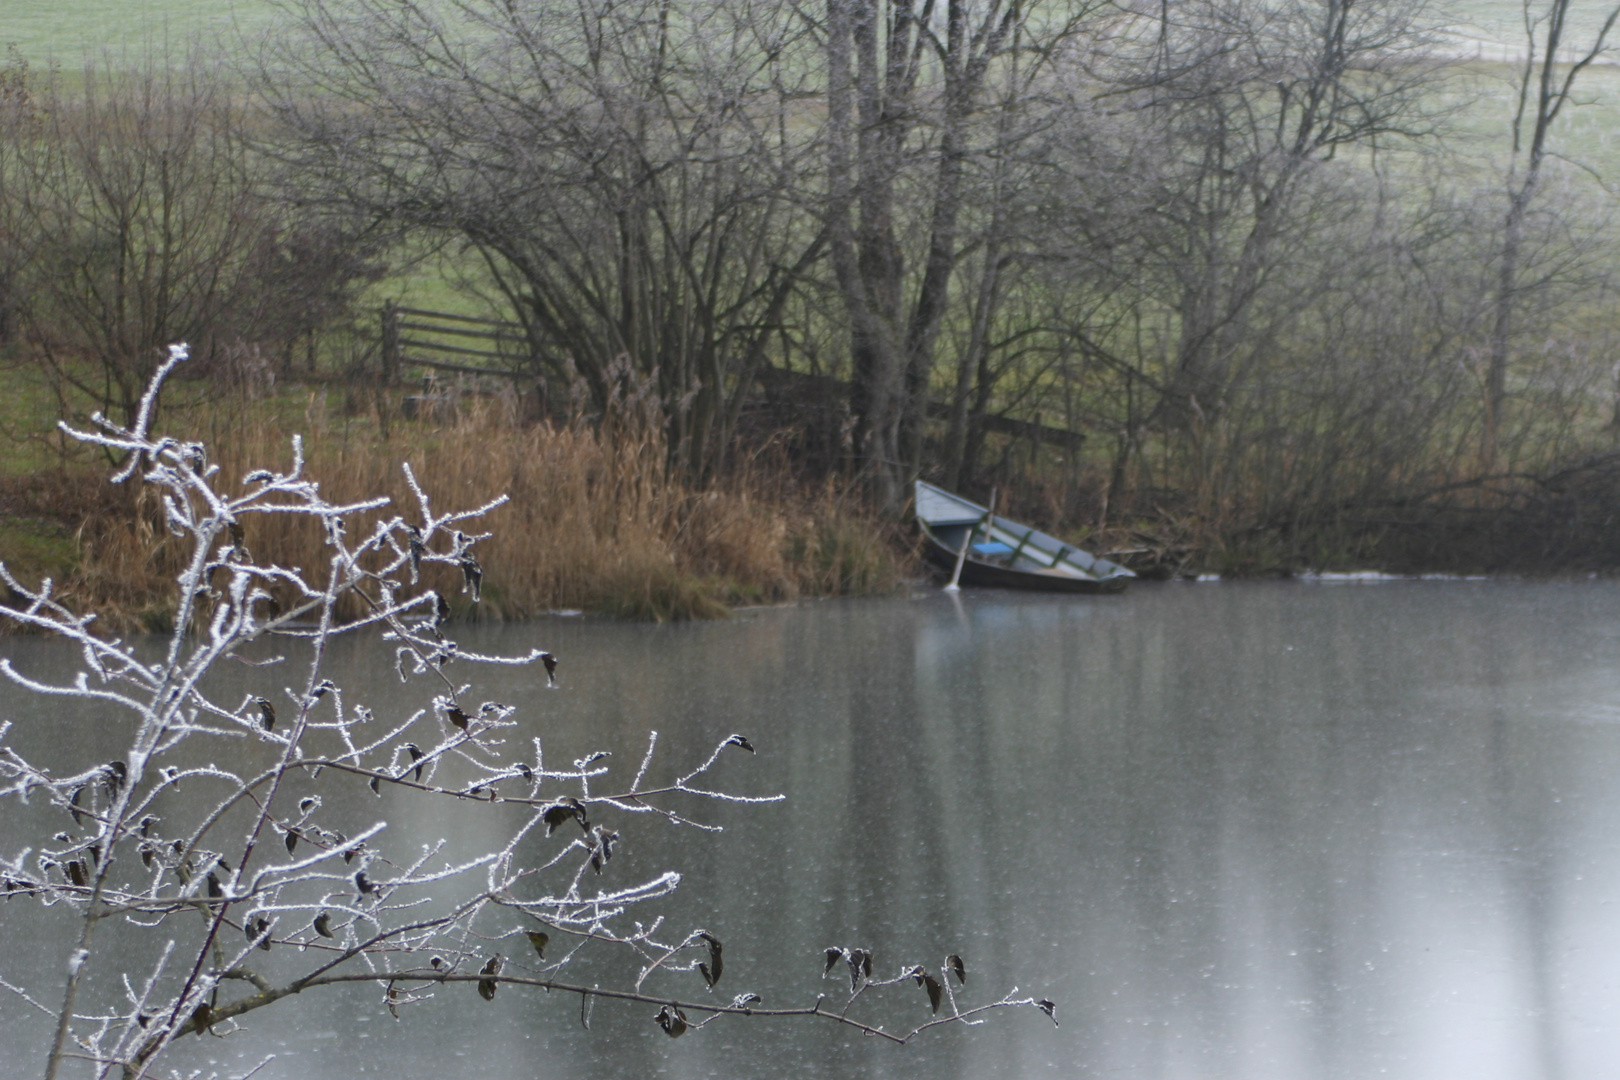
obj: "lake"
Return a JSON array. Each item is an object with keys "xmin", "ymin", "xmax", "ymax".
[{"xmin": 3, "ymin": 580, "xmax": 1620, "ymax": 1079}]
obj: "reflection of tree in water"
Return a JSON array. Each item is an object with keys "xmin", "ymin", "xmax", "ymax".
[
  {"xmin": 972, "ymin": 585, "xmax": 1570, "ymax": 1080},
  {"xmin": 818, "ymin": 604, "xmax": 958, "ymax": 1054},
  {"xmin": 3, "ymin": 586, "xmax": 1614, "ymax": 1079},
  {"xmin": 1486, "ymin": 695, "xmax": 1568, "ymax": 1080}
]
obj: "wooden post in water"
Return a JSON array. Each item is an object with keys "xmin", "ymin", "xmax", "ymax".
[
  {"xmin": 944, "ymin": 530, "xmax": 972, "ymax": 593},
  {"xmin": 945, "ymin": 487, "xmax": 995, "ymax": 593}
]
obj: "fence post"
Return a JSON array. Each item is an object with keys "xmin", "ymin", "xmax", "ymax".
[{"xmin": 380, "ymin": 301, "xmax": 400, "ymax": 385}]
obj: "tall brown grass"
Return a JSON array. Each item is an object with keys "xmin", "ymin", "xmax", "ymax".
[{"xmin": 50, "ymin": 390, "xmax": 903, "ymax": 631}]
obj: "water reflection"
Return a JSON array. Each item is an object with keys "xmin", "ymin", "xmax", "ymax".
[{"xmin": 5, "ymin": 581, "xmax": 1620, "ymax": 1079}]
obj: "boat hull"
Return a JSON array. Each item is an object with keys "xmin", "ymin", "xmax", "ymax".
[{"xmin": 919, "ymin": 528, "xmax": 1130, "ymax": 594}]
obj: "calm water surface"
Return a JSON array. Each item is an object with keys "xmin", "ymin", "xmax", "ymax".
[{"xmin": 4, "ymin": 580, "xmax": 1620, "ymax": 1079}]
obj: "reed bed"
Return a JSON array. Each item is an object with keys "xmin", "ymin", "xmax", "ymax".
[{"xmin": 33, "ymin": 392, "xmax": 903, "ymax": 632}]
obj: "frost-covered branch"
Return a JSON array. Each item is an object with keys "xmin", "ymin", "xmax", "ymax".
[{"xmin": 0, "ymin": 347, "xmax": 1045, "ymax": 1078}]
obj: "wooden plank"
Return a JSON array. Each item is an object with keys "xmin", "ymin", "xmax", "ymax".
[
  {"xmin": 764, "ymin": 367, "xmax": 1084, "ymax": 450},
  {"xmin": 395, "ymin": 306, "xmax": 524, "ymax": 330},
  {"xmin": 399, "ymin": 337, "xmax": 518, "ymax": 362},
  {"xmin": 946, "ymin": 408, "xmax": 1084, "ymax": 452},
  {"xmin": 1008, "ymin": 525, "xmax": 1038, "ymax": 563},
  {"xmin": 398, "ymin": 320, "xmax": 525, "ymax": 343},
  {"xmin": 915, "ymin": 481, "xmax": 985, "ymax": 525}
]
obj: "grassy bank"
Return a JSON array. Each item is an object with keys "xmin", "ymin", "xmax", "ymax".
[
  {"xmin": 9, "ymin": 380, "xmax": 1620, "ymax": 631},
  {"xmin": 0, "ymin": 388, "xmax": 905, "ymax": 631}
]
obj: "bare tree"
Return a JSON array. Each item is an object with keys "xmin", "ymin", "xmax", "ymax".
[
  {"xmin": 263, "ymin": 0, "xmax": 825, "ymax": 480},
  {"xmin": 823, "ymin": 0, "xmax": 1098, "ymax": 506},
  {"xmin": 1096, "ymin": 0, "xmax": 1443, "ymax": 429},
  {"xmin": 1483, "ymin": 0, "xmax": 1620, "ymax": 466},
  {"xmin": 0, "ymin": 50, "xmax": 37, "ymax": 349},
  {"xmin": 968, "ymin": 0, "xmax": 1452, "ymax": 540},
  {"xmin": 2, "ymin": 51, "xmax": 378, "ymax": 432},
  {"xmin": 0, "ymin": 345, "xmax": 1052, "ymax": 1078}
]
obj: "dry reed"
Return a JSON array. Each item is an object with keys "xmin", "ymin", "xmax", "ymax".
[{"xmin": 44, "ymin": 391, "xmax": 902, "ymax": 631}]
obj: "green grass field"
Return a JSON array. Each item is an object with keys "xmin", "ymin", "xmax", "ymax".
[
  {"xmin": 8, "ymin": 0, "xmax": 1620, "ymax": 63},
  {"xmin": 8, "ymin": 0, "xmax": 1618, "ymax": 161},
  {"xmin": 3, "ymin": 1, "xmax": 277, "ymax": 62},
  {"xmin": 1443, "ymin": 1, "xmax": 1620, "ymax": 55}
]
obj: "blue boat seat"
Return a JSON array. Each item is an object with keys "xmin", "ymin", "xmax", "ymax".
[{"xmin": 972, "ymin": 541, "xmax": 1014, "ymax": 557}]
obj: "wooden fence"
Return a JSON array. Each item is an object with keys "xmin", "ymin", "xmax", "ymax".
[
  {"xmin": 379, "ymin": 304, "xmax": 1083, "ymax": 451},
  {"xmin": 755, "ymin": 367, "xmax": 1085, "ymax": 452},
  {"xmin": 380, "ymin": 302, "xmax": 531, "ymax": 383}
]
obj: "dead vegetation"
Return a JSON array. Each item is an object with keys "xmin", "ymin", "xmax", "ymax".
[{"xmin": 4, "ymin": 391, "xmax": 904, "ymax": 632}]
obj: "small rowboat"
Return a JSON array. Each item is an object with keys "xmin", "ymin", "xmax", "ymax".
[{"xmin": 914, "ymin": 480, "xmax": 1134, "ymax": 594}]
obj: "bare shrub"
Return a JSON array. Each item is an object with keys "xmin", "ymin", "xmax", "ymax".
[{"xmin": 1, "ymin": 49, "xmax": 380, "ymax": 430}]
